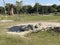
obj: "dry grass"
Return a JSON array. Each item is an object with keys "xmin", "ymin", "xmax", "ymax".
[{"xmin": 0, "ymin": 15, "xmax": 60, "ymax": 45}]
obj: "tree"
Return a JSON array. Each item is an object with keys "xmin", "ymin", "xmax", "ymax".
[
  {"xmin": 16, "ymin": 1, "xmax": 23, "ymax": 14},
  {"xmin": 52, "ymin": 4, "xmax": 57, "ymax": 8},
  {"xmin": 5, "ymin": 3, "xmax": 11, "ymax": 15},
  {"xmin": 51, "ymin": 4, "xmax": 57, "ymax": 12},
  {"xmin": 3, "ymin": 0, "xmax": 7, "ymax": 14},
  {"xmin": 5, "ymin": 3, "xmax": 14, "ymax": 15},
  {"xmin": 3, "ymin": 0, "xmax": 14, "ymax": 15},
  {"xmin": 33, "ymin": 3, "xmax": 41, "ymax": 14},
  {"xmin": 22, "ymin": 5, "xmax": 32, "ymax": 14},
  {"xmin": 0, "ymin": 7, "xmax": 4, "ymax": 14},
  {"xmin": 57, "ymin": 5, "xmax": 60, "ymax": 12},
  {"xmin": 10, "ymin": 4, "xmax": 14, "ymax": 15}
]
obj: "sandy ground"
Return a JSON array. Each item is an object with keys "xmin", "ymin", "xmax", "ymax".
[
  {"xmin": 0, "ymin": 20, "xmax": 14, "ymax": 23},
  {"xmin": 7, "ymin": 21, "xmax": 60, "ymax": 37},
  {"xmin": 7, "ymin": 31, "xmax": 31, "ymax": 37}
]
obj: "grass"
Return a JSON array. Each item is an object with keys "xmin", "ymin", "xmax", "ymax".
[
  {"xmin": 0, "ymin": 34, "xmax": 29, "ymax": 45},
  {"xmin": 26, "ymin": 31, "xmax": 60, "ymax": 45},
  {"xmin": 0, "ymin": 14, "xmax": 60, "ymax": 45},
  {"xmin": 0, "ymin": 31, "xmax": 60, "ymax": 45},
  {"xmin": 0, "ymin": 15, "xmax": 60, "ymax": 22}
]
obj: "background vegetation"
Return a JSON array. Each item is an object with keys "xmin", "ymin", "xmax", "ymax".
[{"xmin": 0, "ymin": 2, "xmax": 60, "ymax": 15}]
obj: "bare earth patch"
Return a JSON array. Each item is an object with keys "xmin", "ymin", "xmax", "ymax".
[
  {"xmin": 7, "ymin": 21, "xmax": 60, "ymax": 37},
  {"xmin": 0, "ymin": 20, "xmax": 14, "ymax": 23},
  {"xmin": 7, "ymin": 31, "xmax": 32, "ymax": 37}
]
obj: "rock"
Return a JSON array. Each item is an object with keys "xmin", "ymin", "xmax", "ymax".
[
  {"xmin": 8, "ymin": 26, "xmax": 20, "ymax": 32},
  {"xmin": 34, "ymin": 25, "xmax": 38, "ymax": 28},
  {"xmin": 53, "ymin": 27, "xmax": 60, "ymax": 33},
  {"xmin": 19, "ymin": 25, "xmax": 29, "ymax": 31},
  {"xmin": 27, "ymin": 24, "xmax": 33, "ymax": 30},
  {"xmin": 8, "ymin": 25, "xmax": 33, "ymax": 32}
]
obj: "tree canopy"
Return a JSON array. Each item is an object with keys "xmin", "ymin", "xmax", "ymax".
[{"xmin": 0, "ymin": 2, "xmax": 60, "ymax": 15}]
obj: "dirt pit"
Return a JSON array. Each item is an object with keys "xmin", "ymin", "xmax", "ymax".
[
  {"xmin": 0, "ymin": 20, "xmax": 14, "ymax": 23},
  {"xmin": 7, "ymin": 31, "xmax": 32, "ymax": 37},
  {"xmin": 7, "ymin": 21, "xmax": 60, "ymax": 37}
]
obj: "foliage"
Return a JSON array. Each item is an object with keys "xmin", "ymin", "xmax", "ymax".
[
  {"xmin": 0, "ymin": 7, "xmax": 4, "ymax": 14},
  {"xmin": 0, "ymin": 2, "xmax": 60, "ymax": 15},
  {"xmin": 16, "ymin": 1, "xmax": 23, "ymax": 14}
]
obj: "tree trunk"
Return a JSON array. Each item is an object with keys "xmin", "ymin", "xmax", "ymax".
[
  {"xmin": 10, "ymin": 4, "xmax": 14, "ymax": 15},
  {"xmin": 10, "ymin": 7, "xmax": 14, "ymax": 15}
]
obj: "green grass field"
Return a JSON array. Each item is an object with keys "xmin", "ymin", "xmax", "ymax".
[
  {"xmin": 0, "ymin": 15, "xmax": 60, "ymax": 22},
  {"xmin": 0, "ymin": 15, "xmax": 60, "ymax": 45}
]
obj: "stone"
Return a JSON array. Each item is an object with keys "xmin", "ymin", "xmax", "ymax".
[
  {"xmin": 8, "ymin": 26, "xmax": 20, "ymax": 32},
  {"xmin": 34, "ymin": 25, "xmax": 38, "ymax": 28},
  {"xmin": 27, "ymin": 24, "xmax": 33, "ymax": 30},
  {"xmin": 19, "ymin": 25, "xmax": 29, "ymax": 31},
  {"xmin": 53, "ymin": 27, "xmax": 60, "ymax": 33}
]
